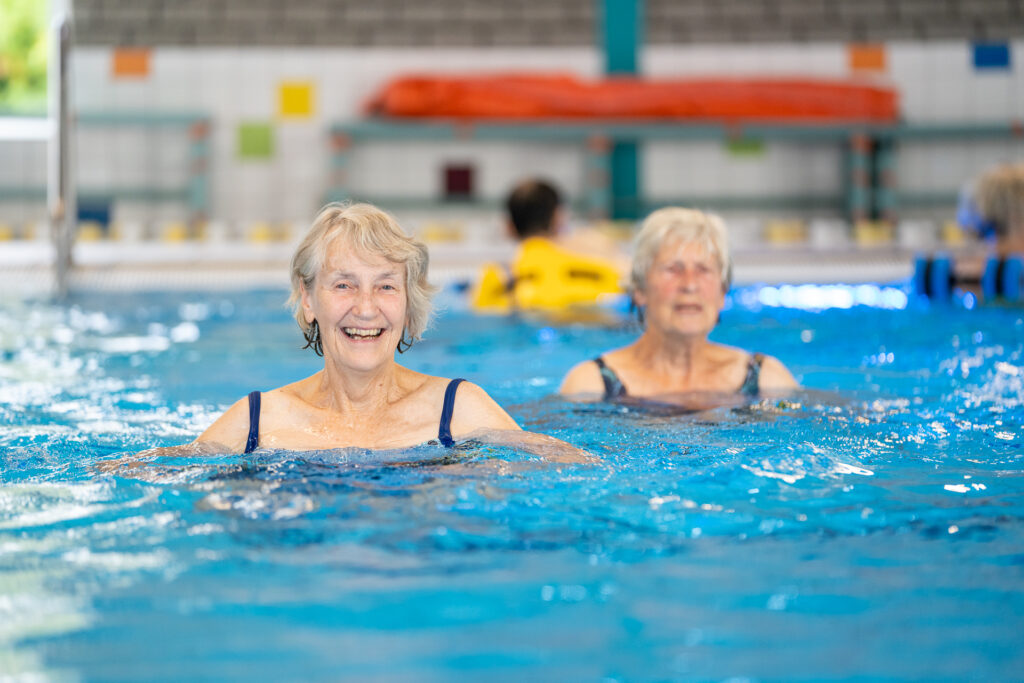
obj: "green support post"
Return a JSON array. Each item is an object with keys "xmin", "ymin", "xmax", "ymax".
[
  {"xmin": 584, "ymin": 135, "xmax": 612, "ymax": 221},
  {"xmin": 329, "ymin": 132, "xmax": 352, "ymax": 203},
  {"xmin": 602, "ymin": 0, "xmax": 643, "ymax": 220},
  {"xmin": 846, "ymin": 133, "xmax": 872, "ymax": 223},
  {"xmin": 874, "ymin": 139, "xmax": 896, "ymax": 222},
  {"xmin": 188, "ymin": 120, "xmax": 210, "ymax": 225}
]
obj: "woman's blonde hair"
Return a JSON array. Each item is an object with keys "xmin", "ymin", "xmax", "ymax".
[
  {"xmin": 287, "ymin": 203, "xmax": 437, "ymax": 347},
  {"xmin": 975, "ymin": 163, "xmax": 1024, "ymax": 239},
  {"xmin": 630, "ymin": 207, "xmax": 732, "ymax": 294}
]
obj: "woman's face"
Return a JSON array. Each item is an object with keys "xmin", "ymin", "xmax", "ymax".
[
  {"xmin": 635, "ymin": 238, "xmax": 725, "ymax": 340},
  {"xmin": 301, "ymin": 239, "xmax": 408, "ymax": 373}
]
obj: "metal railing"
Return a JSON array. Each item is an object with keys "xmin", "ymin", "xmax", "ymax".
[{"xmin": 48, "ymin": 12, "xmax": 74, "ymax": 299}]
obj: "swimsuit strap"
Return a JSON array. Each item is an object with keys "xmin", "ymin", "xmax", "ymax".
[
  {"xmin": 244, "ymin": 391, "xmax": 261, "ymax": 454},
  {"xmin": 593, "ymin": 356, "xmax": 627, "ymax": 399},
  {"xmin": 438, "ymin": 378, "xmax": 465, "ymax": 447},
  {"xmin": 739, "ymin": 353, "xmax": 765, "ymax": 396}
]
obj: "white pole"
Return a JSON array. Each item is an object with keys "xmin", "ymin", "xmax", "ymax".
[{"xmin": 48, "ymin": 10, "xmax": 74, "ymax": 299}]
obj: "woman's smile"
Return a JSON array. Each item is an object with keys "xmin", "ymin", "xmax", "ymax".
[{"xmin": 342, "ymin": 326, "xmax": 385, "ymax": 340}]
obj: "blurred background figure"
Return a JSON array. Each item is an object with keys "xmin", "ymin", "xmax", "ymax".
[
  {"xmin": 560, "ymin": 207, "xmax": 797, "ymax": 404},
  {"xmin": 471, "ymin": 178, "xmax": 626, "ymax": 316},
  {"xmin": 962, "ymin": 163, "xmax": 1024, "ymax": 254},
  {"xmin": 939, "ymin": 162, "xmax": 1024, "ymax": 296}
]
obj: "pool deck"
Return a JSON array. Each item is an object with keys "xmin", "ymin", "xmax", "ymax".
[{"xmin": 0, "ymin": 238, "xmax": 964, "ymax": 295}]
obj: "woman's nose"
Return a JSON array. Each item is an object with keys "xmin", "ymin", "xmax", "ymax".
[
  {"xmin": 352, "ymin": 289, "xmax": 377, "ymax": 315},
  {"xmin": 677, "ymin": 269, "xmax": 699, "ymax": 291}
]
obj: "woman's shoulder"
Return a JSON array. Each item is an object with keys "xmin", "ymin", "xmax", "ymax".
[
  {"xmin": 559, "ymin": 344, "xmax": 637, "ymax": 397},
  {"xmin": 193, "ymin": 392, "xmax": 254, "ymax": 452},
  {"xmin": 559, "ymin": 357, "xmax": 606, "ymax": 396},
  {"xmin": 753, "ymin": 353, "xmax": 799, "ymax": 389},
  {"xmin": 448, "ymin": 379, "xmax": 521, "ymax": 435},
  {"xmin": 706, "ymin": 342, "xmax": 750, "ymax": 365},
  {"xmin": 395, "ymin": 369, "xmax": 462, "ymax": 398}
]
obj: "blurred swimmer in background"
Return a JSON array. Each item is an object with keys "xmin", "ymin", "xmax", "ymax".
[
  {"xmin": 959, "ymin": 162, "xmax": 1024, "ymax": 254},
  {"xmin": 471, "ymin": 178, "xmax": 627, "ymax": 316},
  {"xmin": 560, "ymin": 207, "xmax": 798, "ymax": 403}
]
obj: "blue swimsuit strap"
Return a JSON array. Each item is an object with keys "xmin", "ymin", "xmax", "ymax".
[
  {"xmin": 244, "ymin": 391, "xmax": 261, "ymax": 454},
  {"xmin": 739, "ymin": 353, "xmax": 765, "ymax": 396},
  {"xmin": 438, "ymin": 378, "xmax": 465, "ymax": 448},
  {"xmin": 593, "ymin": 356, "xmax": 627, "ymax": 399},
  {"xmin": 595, "ymin": 354, "xmax": 764, "ymax": 398}
]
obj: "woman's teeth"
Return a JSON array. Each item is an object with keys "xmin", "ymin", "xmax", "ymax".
[{"xmin": 343, "ymin": 328, "xmax": 383, "ymax": 339}]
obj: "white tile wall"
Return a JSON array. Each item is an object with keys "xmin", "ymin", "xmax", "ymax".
[
  {"xmin": 645, "ymin": 43, "xmax": 847, "ymax": 77},
  {"xmin": 2, "ymin": 41, "xmax": 1021, "ymax": 229},
  {"xmin": 645, "ymin": 142, "xmax": 842, "ymax": 198}
]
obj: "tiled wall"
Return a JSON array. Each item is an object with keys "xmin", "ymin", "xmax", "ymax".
[
  {"xmin": 643, "ymin": 41, "xmax": 1024, "ymax": 213},
  {"xmin": 1, "ymin": 1, "xmax": 1021, "ymax": 232},
  {"xmin": 69, "ymin": 47, "xmax": 602, "ymax": 227},
  {"xmin": 45, "ymin": 40, "xmax": 1019, "ymax": 227}
]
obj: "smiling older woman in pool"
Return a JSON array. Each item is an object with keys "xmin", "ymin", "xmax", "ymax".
[
  {"xmin": 560, "ymin": 207, "xmax": 797, "ymax": 402},
  {"xmin": 180, "ymin": 203, "xmax": 587, "ymax": 461}
]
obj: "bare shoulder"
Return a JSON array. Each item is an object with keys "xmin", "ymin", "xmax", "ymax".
[
  {"xmin": 757, "ymin": 353, "xmax": 799, "ymax": 390},
  {"xmin": 558, "ymin": 359, "xmax": 604, "ymax": 396},
  {"xmin": 449, "ymin": 380, "xmax": 521, "ymax": 436},
  {"xmin": 194, "ymin": 394, "xmax": 252, "ymax": 452},
  {"xmin": 706, "ymin": 342, "xmax": 750, "ymax": 367}
]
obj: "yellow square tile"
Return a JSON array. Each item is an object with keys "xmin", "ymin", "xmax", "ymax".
[{"xmin": 279, "ymin": 81, "xmax": 314, "ymax": 118}]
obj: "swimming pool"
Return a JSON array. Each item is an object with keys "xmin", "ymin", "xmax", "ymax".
[{"xmin": 2, "ymin": 286, "xmax": 1022, "ymax": 680}]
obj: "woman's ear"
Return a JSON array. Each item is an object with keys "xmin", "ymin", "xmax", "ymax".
[
  {"xmin": 300, "ymin": 281, "xmax": 315, "ymax": 324},
  {"xmin": 632, "ymin": 286, "xmax": 647, "ymax": 308}
]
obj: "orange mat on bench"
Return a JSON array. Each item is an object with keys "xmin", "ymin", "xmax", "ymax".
[{"xmin": 365, "ymin": 73, "xmax": 898, "ymax": 123}]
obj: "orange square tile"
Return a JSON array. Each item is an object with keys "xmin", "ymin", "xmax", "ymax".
[
  {"xmin": 112, "ymin": 48, "xmax": 151, "ymax": 78},
  {"xmin": 848, "ymin": 44, "xmax": 887, "ymax": 72}
]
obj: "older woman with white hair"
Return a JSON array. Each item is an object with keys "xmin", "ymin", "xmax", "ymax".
[
  {"xmin": 560, "ymin": 207, "xmax": 797, "ymax": 401},
  {"xmin": 171, "ymin": 203, "xmax": 587, "ymax": 461}
]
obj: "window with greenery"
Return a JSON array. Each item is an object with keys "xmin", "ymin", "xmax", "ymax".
[{"xmin": 0, "ymin": 0, "xmax": 49, "ymax": 115}]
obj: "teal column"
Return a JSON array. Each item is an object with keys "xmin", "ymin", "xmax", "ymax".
[
  {"xmin": 329, "ymin": 131, "xmax": 352, "ymax": 204},
  {"xmin": 602, "ymin": 0, "xmax": 643, "ymax": 219},
  {"xmin": 845, "ymin": 133, "xmax": 871, "ymax": 223},
  {"xmin": 187, "ymin": 119, "xmax": 211, "ymax": 226},
  {"xmin": 874, "ymin": 139, "xmax": 896, "ymax": 222}
]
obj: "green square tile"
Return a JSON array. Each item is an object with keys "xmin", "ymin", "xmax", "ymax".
[
  {"xmin": 725, "ymin": 138, "xmax": 765, "ymax": 157},
  {"xmin": 238, "ymin": 122, "xmax": 274, "ymax": 159}
]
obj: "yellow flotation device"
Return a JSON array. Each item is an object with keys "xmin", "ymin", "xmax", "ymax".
[{"xmin": 471, "ymin": 237, "xmax": 623, "ymax": 313}]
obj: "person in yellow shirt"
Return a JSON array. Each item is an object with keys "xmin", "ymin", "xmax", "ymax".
[{"xmin": 472, "ymin": 179, "xmax": 625, "ymax": 315}]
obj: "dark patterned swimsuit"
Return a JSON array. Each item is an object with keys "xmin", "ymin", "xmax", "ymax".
[
  {"xmin": 242, "ymin": 378, "xmax": 465, "ymax": 454},
  {"xmin": 592, "ymin": 354, "xmax": 764, "ymax": 400}
]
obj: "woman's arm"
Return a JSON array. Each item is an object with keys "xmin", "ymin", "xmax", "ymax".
[
  {"xmin": 449, "ymin": 381, "xmax": 595, "ymax": 464},
  {"xmin": 468, "ymin": 428, "xmax": 596, "ymax": 464},
  {"xmin": 95, "ymin": 397, "xmax": 249, "ymax": 475}
]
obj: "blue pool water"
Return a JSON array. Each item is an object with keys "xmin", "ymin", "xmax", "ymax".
[{"xmin": 2, "ymin": 286, "xmax": 1023, "ymax": 680}]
